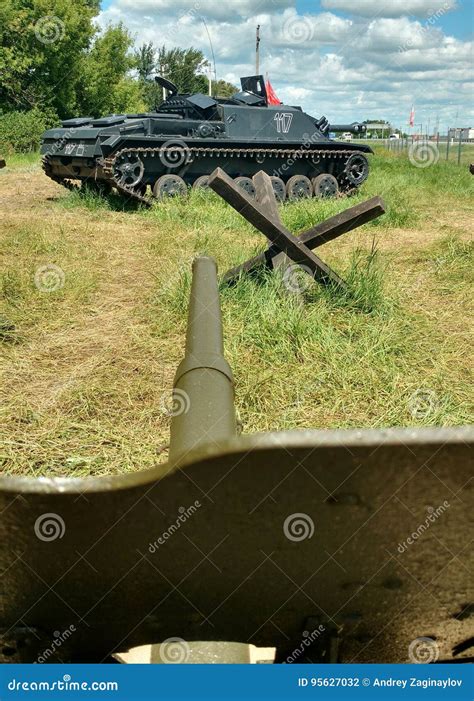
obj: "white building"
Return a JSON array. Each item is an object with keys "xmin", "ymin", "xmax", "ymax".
[{"xmin": 448, "ymin": 127, "xmax": 474, "ymax": 141}]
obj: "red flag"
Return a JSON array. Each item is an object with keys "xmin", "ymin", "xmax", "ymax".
[
  {"xmin": 409, "ymin": 105, "xmax": 415, "ymax": 127},
  {"xmin": 265, "ymin": 77, "xmax": 281, "ymax": 105}
]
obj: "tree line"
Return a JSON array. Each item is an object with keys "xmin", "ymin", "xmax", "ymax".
[{"xmin": 0, "ymin": 0, "xmax": 236, "ymax": 151}]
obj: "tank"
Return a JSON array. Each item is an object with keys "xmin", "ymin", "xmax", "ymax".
[{"xmin": 40, "ymin": 75, "xmax": 373, "ymax": 205}]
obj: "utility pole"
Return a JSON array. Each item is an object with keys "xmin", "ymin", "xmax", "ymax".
[
  {"xmin": 159, "ymin": 63, "xmax": 168, "ymax": 101},
  {"xmin": 256, "ymin": 25, "xmax": 261, "ymax": 74},
  {"xmin": 203, "ymin": 60, "xmax": 212, "ymax": 96}
]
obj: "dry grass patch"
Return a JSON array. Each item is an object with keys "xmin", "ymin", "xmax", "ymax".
[{"xmin": 1, "ymin": 150, "xmax": 473, "ymax": 476}]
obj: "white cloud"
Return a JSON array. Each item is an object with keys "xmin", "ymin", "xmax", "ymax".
[
  {"xmin": 114, "ymin": 0, "xmax": 291, "ymax": 22},
  {"xmin": 321, "ymin": 0, "xmax": 457, "ymax": 19},
  {"xmin": 96, "ymin": 2, "xmax": 473, "ymax": 131},
  {"xmin": 357, "ymin": 17, "xmax": 442, "ymax": 52},
  {"xmin": 274, "ymin": 9, "xmax": 352, "ymax": 48}
]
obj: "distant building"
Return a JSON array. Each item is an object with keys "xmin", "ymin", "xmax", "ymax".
[
  {"xmin": 448, "ymin": 127, "xmax": 474, "ymax": 141},
  {"xmin": 363, "ymin": 121, "xmax": 394, "ymax": 138},
  {"xmin": 365, "ymin": 121, "xmax": 393, "ymax": 132}
]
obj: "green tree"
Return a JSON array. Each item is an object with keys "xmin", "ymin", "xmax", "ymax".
[
  {"xmin": 156, "ymin": 46, "xmax": 208, "ymax": 96},
  {"xmin": 0, "ymin": 0, "xmax": 235, "ymax": 131},
  {"xmin": 212, "ymin": 79, "xmax": 238, "ymax": 98},
  {"xmin": 77, "ymin": 24, "xmax": 145, "ymax": 116},
  {"xmin": 0, "ymin": 0, "xmax": 99, "ymax": 117},
  {"xmin": 135, "ymin": 42, "xmax": 156, "ymax": 81},
  {"xmin": 134, "ymin": 41, "xmax": 161, "ymax": 110},
  {"xmin": 136, "ymin": 45, "xmax": 212, "ymax": 110}
]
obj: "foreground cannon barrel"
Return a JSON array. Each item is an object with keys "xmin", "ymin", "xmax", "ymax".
[
  {"xmin": 0, "ymin": 254, "xmax": 472, "ymax": 663},
  {"xmin": 169, "ymin": 257, "xmax": 236, "ymax": 463}
]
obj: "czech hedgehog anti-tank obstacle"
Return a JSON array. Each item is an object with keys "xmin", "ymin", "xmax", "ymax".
[{"xmin": 208, "ymin": 168, "xmax": 386, "ymax": 291}]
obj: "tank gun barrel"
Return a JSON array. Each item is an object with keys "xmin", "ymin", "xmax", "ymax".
[
  {"xmin": 168, "ymin": 257, "xmax": 236, "ymax": 463},
  {"xmin": 330, "ymin": 122, "xmax": 367, "ymax": 134}
]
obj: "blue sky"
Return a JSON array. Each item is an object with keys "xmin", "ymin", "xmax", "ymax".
[
  {"xmin": 98, "ymin": 0, "xmax": 473, "ymax": 131},
  {"xmin": 101, "ymin": 0, "xmax": 473, "ymax": 38},
  {"xmin": 295, "ymin": 0, "xmax": 472, "ymax": 38}
]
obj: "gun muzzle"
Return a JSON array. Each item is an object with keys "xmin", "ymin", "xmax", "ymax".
[
  {"xmin": 329, "ymin": 123, "xmax": 366, "ymax": 134},
  {"xmin": 168, "ymin": 257, "xmax": 236, "ymax": 463}
]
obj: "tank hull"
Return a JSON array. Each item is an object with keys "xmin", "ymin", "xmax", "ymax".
[{"xmin": 40, "ymin": 76, "xmax": 373, "ymax": 204}]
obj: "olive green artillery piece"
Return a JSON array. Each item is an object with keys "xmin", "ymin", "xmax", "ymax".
[{"xmin": 0, "ymin": 258, "xmax": 472, "ymax": 664}]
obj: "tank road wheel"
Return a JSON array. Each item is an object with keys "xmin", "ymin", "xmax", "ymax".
[
  {"xmin": 192, "ymin": 175, "xmax": 210, "ymax": 190},
  {"xmin": 286, "ymin": 175, "xmax": 312, "ymax": 200},
  {"xmin": 113, "ymin": 153, "xmax": 145, "ymax": 188},
  {"xmin": 153, "ymin": 174, "xmax": 187, "ymax": 200},
  {"xmin": 312, "ymin": 173, "xmax": 339, "ymax": 198},
  {"xmin": 344, "ymin": 153, "xmax": 369, "ymax": 187},
  {"xmin": 234, "ymin": 176, "xmax": 256, "ymax": 199},
  {"xmin": 270, "ymin": 176, "xmax": 286, "ymax": 202}
]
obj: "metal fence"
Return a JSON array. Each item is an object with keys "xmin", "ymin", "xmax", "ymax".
[{"xmin": 379, "ymin": 134, "xmax": 470, "ymax": 165}]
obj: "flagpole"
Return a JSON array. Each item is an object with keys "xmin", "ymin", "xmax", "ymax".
[{"xmin": 256, "ymin": 25, "xmax": 261, "ymax": 74}]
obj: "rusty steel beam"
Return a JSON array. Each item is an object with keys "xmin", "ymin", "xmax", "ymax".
[
  {"xmin": 224, "ymin": 195, "xmax": 386, "ymax": 284},
  {"xmin": 253, "ymin": 171, "xmax": 282, "ymax": 224},
  {"xmin": 208, "ymin": 168, "xmax": 347, "ymax": 290}
]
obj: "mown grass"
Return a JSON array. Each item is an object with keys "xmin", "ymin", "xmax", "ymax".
[
  {"xmin": 0, "ymin": 151, "xmax": 40, "ymax": 171},
  {"xmin": 0, "ymin": 146, "xmax": 472, "ymax": 476}
]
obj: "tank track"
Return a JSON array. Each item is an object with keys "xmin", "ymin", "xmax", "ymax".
[
  {"xmin": 42, "ymin": 155, "xmax": 82, "ymax": 194},
  {"xmin": 45, "ymin": 145, "xmax": 368, "ymax": 208}
]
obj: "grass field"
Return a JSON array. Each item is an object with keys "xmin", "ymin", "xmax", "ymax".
[{"xmin": 1, "ymin": 144, "xmax": 473, "ymax": 477}]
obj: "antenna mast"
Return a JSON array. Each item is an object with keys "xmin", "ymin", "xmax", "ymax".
[{"xmin": 201, "ymin": 17, "xmax": 217, "ymax": 93}]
